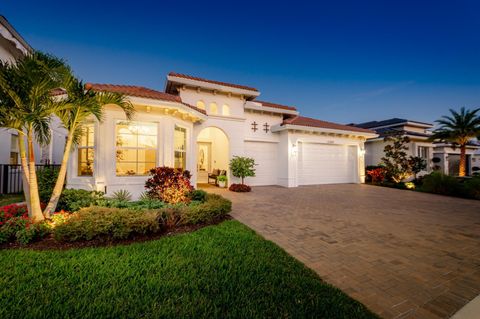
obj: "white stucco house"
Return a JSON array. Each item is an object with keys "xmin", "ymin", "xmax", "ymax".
[
  {"xmin": 353, "ymin": 118, "xmax": 480, "ymax": 176},
  {"xmin": 66, "ymin": 72, "xmax": 377, "ymax": 198},
  {"xmin": 0, "ymin": 16, "xmax": 66, "ymax": 166}
]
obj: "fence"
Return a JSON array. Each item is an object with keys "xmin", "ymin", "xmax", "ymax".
[{"xmin": 0, "ymin": 164, "xmax": 61, "ymax": 195}]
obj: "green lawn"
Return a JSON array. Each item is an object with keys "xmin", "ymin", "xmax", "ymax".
[
  {"xmin": 0, "ymin": 193, "xmax": 24, "ymax": 206},
  {"xmin": 0, "ymin": 220, "xmax": 377, "ymax": 319}
]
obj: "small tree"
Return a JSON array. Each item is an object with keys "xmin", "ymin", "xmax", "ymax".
[
  {"xmin": 229, "ymin": 156, "xmax": 256, "ymax": 185},
  {"xmin": 381, "ymin": 133, "xmax": 412, "ymax": 183},
  {"xmin": 409, "ymin": 156, "xmax": 427, "ymax": 180}
]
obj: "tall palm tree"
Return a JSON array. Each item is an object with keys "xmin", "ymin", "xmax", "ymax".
[
  {"xmin": 430, "ymin": 107, "xmax": 480, "ymax": 176},
  {"xmin": 43, "ymin": 77, "xmax": 134, "ymax": 217},
  {"xmin": 0, "ymin": 52, "xmax": 70, "ymax": 222}
]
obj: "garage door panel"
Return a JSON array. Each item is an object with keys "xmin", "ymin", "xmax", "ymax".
[
  {"xmin": 244, "ymin": 141, "xmax": 278, "ymax": 186},
  {"xmin": 298, "ymin": 143, "xmax": 357, "ymax": 185}
]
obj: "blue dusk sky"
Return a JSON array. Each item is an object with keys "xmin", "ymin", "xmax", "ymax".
[{"xmin": 2, "ymin": 1, "xmax": 480, "ymax": 125}]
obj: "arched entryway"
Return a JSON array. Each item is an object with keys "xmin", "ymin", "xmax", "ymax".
[{"xmin": 196, "ymin": 127, "xmax": 229, "ymax": 186}]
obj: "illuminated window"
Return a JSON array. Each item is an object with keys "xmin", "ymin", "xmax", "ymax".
[
  {"xmin": 196, "ymin": 100, "xmax": 205, "ymax": 110},
  {"xmin": 116, "ymin": 121, "xmax": 157, "ymax": 176},
  {"xmin": 222, "ymin": 104, "xmax": 230, "ymax": 116},
  {"xmin": 10, "ymin": 134, "xmax": 19, "ymax": 165},
  {"xmin": 174, "ymin": 126, "xmax": 187, "ymax": 170},
  {"xmin": 78, "ymin": 123, "xmax": 95, "ymax": 176},
  {"xmin": 209, "ymin": 102, "xmax": 218, "ymax": 115}
]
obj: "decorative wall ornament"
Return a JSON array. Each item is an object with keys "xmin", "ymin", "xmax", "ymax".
[
  {"xmin": 251, "ymin": 121, "xmax": 258, "ymax": 132},
  {"xmin": 263, "ymin": 123, "xmax": 270, "ymax": 133}
]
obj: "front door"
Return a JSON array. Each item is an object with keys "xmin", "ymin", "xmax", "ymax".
[{"xmin": 197, "ymin": 142, "xmax": 211, "ymax": 183}]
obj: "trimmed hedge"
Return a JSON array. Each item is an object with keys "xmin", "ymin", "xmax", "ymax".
[
  {"xmin": 181, "ymin": 194, "xmax": 232, "ymax": 225},
  {"xmin": 53, "ymin": 193, "xmax": 232, "ymax": 243},
  {"xmin": 54, "ymin": 207, "xmax": 161, "ymax": 242}
]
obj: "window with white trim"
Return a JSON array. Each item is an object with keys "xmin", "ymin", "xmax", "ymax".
[
  {"xmin": 196, "ymin": 100, "xmax": 206, "ymax": 110},
  {"xmin": 77, "ymin": 123, "xmax": 95, "ymax": 176},
  {"xmin": 10, "ymin": 134, "xmax": 19, "ymax": 165},
  {"xmin": 222, "ymin": 104, "xmax": 230, "ymax": 116},
  {"xmin": 418, "ymin": 146, "xmax": 429, "ymax": 160},
  {"xmin": 174, "ymin": 126, "xmax": 187, "ymax": 170},
  {"xmin": 209, "ymin": 102, "xmax": 218, "ymax": 115},
  {"xmin": 115, "ymin": 121, "xmax": 157, "ymax": 176}
]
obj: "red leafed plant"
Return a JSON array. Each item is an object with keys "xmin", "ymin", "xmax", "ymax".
[
  {"xmin": 366, "ymin": 167, "xmax": 386, "ymax": 184},
  {"xmin": 228, "ymin": 183, "xmax": 251, "ymax": 193},
  {"xmin": 145, "ymin": 167, "xmax": 194, "ymax": 204},
  {"xmin": 0, "ymin": 204, "xmax": 28, "ymax": 226}
]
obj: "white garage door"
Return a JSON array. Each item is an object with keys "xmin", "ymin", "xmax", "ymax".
[
  {"xmin": 298, "ymin": 143, "xmax": 357, "ymax": 185},
  {"xmin": 244, "ymin": 141, "xmax": 278, "ymax": 186}
]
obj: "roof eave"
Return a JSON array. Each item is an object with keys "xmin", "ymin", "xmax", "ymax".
[
  {"xmin": 0, "ymin": 16, "xmax": 33, "ymax": 55},
  {"xmin": 127, "ymin": 96, "xmax": 207, "ymax": 121},
  {"xmin": 167, "ymin": 75, "xmax": 260, "ymax": 98},
  {"xmin": 271, "ymin": 124, "xmax": 378, "ymax": 138},
  {"xmin": 244, "ymin": 103, "xmax": 299, "ymax": 115}
]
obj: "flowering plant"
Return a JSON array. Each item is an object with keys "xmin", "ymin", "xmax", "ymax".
[{"xmin": 366, "ymin": 167, "xmax": 386, "ymax": 184}]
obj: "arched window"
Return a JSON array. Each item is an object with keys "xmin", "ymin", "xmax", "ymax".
[
  {"xmin": 209, "ymin": 102, "xmax": 218, "ymax": 115},
  {"xmin": 196, "ymin": 100, "xmax": 205, "ymax": 110},
  {"xmin": 222, "ymin": 104, "xmax": 230, "ymax": 116}
]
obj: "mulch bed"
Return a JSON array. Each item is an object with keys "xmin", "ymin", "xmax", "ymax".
[{"xmin": 0, "ymin": 215, "xmax": 232, "ymax": 251}]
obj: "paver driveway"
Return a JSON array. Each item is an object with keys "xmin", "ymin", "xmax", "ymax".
[{"xmin": 215, "ymin": 184, "xmax": 480, "ymax": 319}]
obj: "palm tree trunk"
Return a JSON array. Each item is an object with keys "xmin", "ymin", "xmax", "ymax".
[
  {"xmin": 27, "ymin": 129, "xmax": 44, "ymax": 222},
  {"xmin": 459, "ymin": 144, "xmax": 467, "ymax": 177},
  {"xmin": 43, "ymin": 131, "xmax": 74, "ymax": 217},
  {"xmin": 17, "ymin": 133, "xmax": 31, "ymax": 213}
]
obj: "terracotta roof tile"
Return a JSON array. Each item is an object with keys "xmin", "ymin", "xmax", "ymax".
[
  {"xmin": 282, "ymin": 116, "xmax": 375, "ymax": 134},
  {"xmin": 85, "ymin": 83, "xmax": 206, "ymax": 115},
  {"xmin": 168, "ymin": 72, "xmax": 259, "ymax": 92},
  {"xmin": 255, "ymin": 100, "xmax": 297, "ymax": 111}
]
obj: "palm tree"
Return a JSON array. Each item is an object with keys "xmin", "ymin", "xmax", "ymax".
[
  {"xmin": 42, "ymin": 77, "xmax": 134, "ymax": 217},
  {"xmin": 0, "ymin": 52, "xmax": 70, "ymax": 222},
  {"xmin": 430, "ymin": 107, "xmax": 480, "ymax": 176}
]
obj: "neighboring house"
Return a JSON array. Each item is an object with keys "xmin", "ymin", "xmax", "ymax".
[
  {"xmin": 66, "ymin": 72, "xmax": 377, "ymax": 198},
  {"xmin": 352, "ymin": 118, "xmax": 479, "ymax": 176},
  {"xmin": 0, "ymin": 16, "xmax": 66, "ymax": 166}
]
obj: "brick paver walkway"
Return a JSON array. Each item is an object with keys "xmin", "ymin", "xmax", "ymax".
[{"xmin": 209, "ymin": 184, "xmax": 480, "ymax": 319}]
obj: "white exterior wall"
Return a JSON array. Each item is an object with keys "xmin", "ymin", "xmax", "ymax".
[{"xmin": 67, "ymin": 106, "xmax": 195, "ymax": 199}]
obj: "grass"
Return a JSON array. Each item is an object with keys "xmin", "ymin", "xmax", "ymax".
[
  {"xmin": 0, "ymin": 193, "xmax": 24, "ymax": 206},
  {"xmin": 0, "ymin": 220, "xmax": 377, "ymax": 319}
]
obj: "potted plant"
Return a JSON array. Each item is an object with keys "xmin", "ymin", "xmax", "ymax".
[{"xmin": 217, "ymin": 175, "xmax": 228, "ymax": 188}]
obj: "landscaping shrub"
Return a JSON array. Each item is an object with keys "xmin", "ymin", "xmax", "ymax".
[
  {"xmin": 180, "ymin": 194, "xmax": 232, "ymax": 225},
  {"xmin": 366, "ymin": 167, "xmax": 386, "ymax": 184},
  {"xmin": 111, "ymin": 189, "xmax": 132, "ymax": 202},
  {"xmin": 229, "ymin": 183, "xmax": 251, "ymax": 192},
  {"xmin": 53, "ymin": 193, "xmax": 232, "ymax": 243},
  {"xmin": 420, "ymin": 172, "xmax": 465, "ymax": 197},
  {"xmin": 97, "ymin": 198, "xmax": 166, "ymax": 211},
  {"xmin": 57, "ymin": 189, "xmax": 104, "ymax": 212},
  {"xmin": 188, "ymin": 189, "xmax": 207, "ymax": 202},
  {"xmin": 54, "ymin": 207, "xmax": 161, "ymax": 242},
  {"xmin": 37, "ymin": 166, "xmax": 60, "ymax": 203},
  {"xmin": 145, "ymin": 167, "xmax": 194, "ymax": 204},
  {"xmin": 0, "ymin": 204, "xmax": 50, "ymax": 244},
  {"xmin": 464, "ymin": 177, "xmax": 480, "ymax": 199}
]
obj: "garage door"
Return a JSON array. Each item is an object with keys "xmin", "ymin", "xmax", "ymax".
[
  {"xmin": 298, "ymin": 143, "xmax": 357, "ymax": 185},
  {"xmin": 244, "ymin": 141, "xmax": 278, "ymax": 186}
]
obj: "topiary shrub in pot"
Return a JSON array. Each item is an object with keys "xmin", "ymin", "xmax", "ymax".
[{"xmin": 229, "ymin": 156, "xmax": 255, "ymax": 192}]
